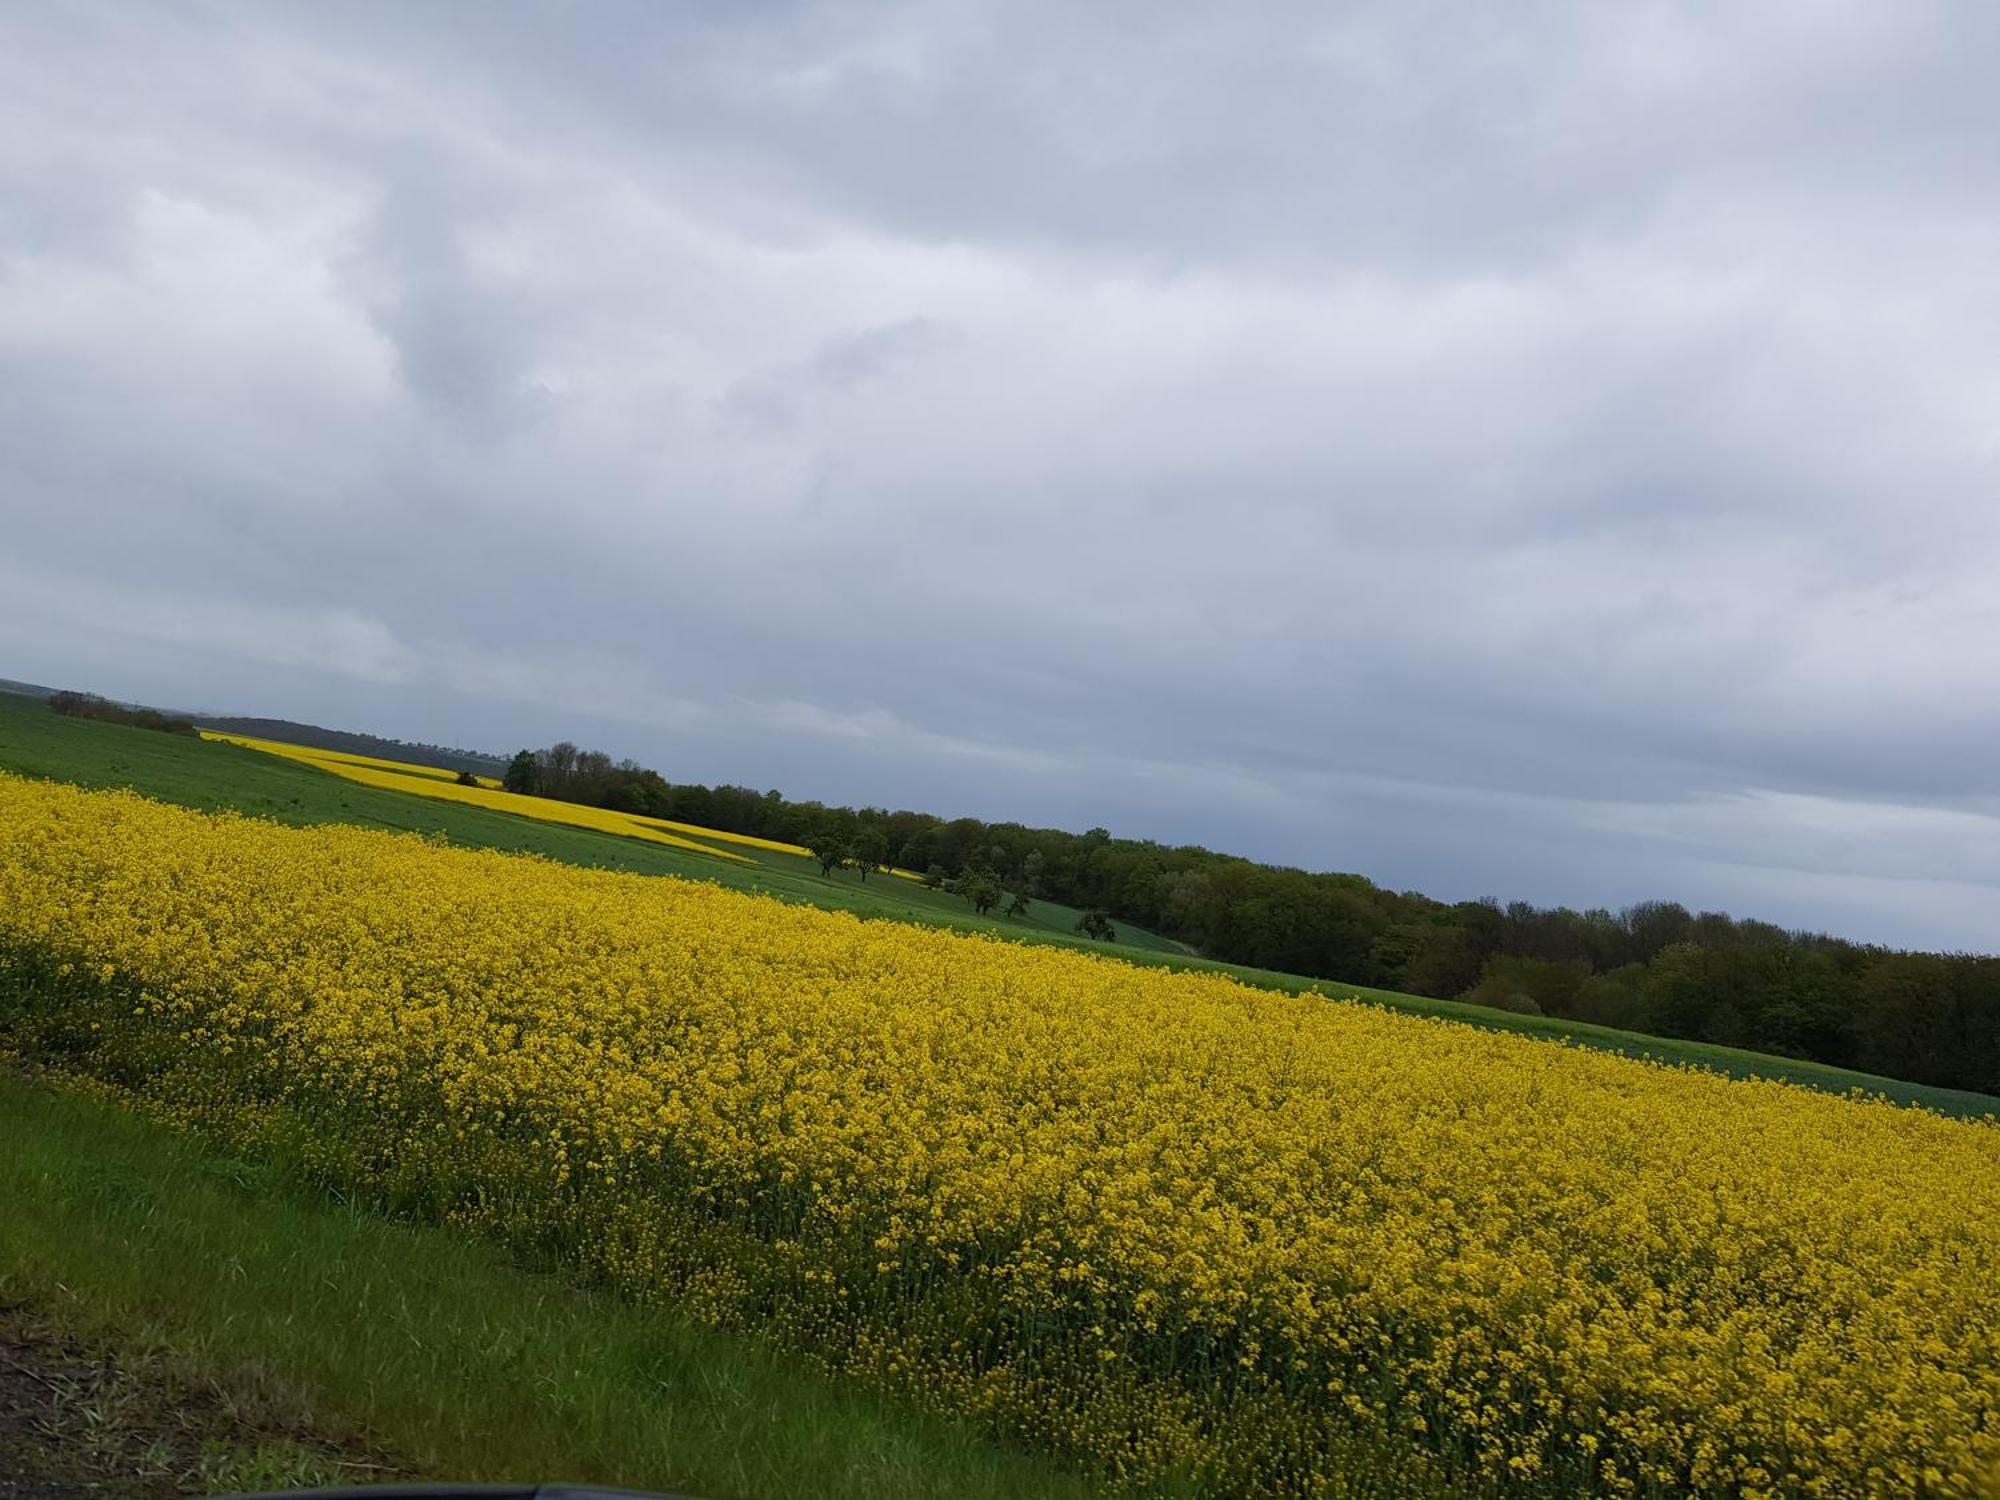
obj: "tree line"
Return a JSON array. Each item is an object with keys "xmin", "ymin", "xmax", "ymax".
[
  {"xmin": 499, "ymin": 741, "xmax": 1999, "ymax": 1096},
  {"xmin": 49, "ymin": 690, "xmax": 197, "ymax": 736}
]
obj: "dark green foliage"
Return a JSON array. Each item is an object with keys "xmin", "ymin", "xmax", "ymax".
[
  {"xmin": 849, "ymin": 828, "xmax": 890, "ymax": 881},
  {"xmin": 1005, "ymin": 891, "xmax": 1031, "ymax": 919},
  {"xmin": 1461, "ymin": 956, "xmax": 1589, "ymax": 1018},
  {"xmin": 811, "ymin": 829, "xmax": 849, "ymax": 877},
  {"xmin": 956, "ymin": 869, "xmax": 1002, "ymax": 917},
  {"xmin": 1020, "ymin": 850, "xmax": 1046, "ymax": 897},
  {"xmin": 48, "ymin": 690, "xmax": 197, "ymax": 736},
  {"xmin": 502, "ymin": 749, "xmax": 538, "ymax": 794},
  {"xmin": 1076, "ymin": 910, "xmax": 1116, "ymax": 943}
]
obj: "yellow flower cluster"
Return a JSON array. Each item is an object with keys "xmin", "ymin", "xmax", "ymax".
[{"xmin": 2, "ymin": 773, "xmax": 1995, "ymax": 1497}]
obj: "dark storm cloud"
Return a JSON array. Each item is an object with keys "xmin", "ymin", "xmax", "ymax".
[{"xmin": 4, "ymin": 0, "xmax": 1999, "ymax": 950}]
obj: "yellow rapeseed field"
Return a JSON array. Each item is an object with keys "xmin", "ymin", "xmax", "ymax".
[
  {"xmin": 1, "ymin": 773, "xmax": 1995, "ymax": 1497},
  {"xmin": 201, "ymin": 730, "xmax": 506, "ymax": 787}
]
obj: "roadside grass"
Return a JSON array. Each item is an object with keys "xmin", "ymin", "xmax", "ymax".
[
  {"xmin": 0, "ymin": 1066, "xmax": 1097, "ymax": 1500},
  {"xmin": 0, "ymin": 1299, "xmax": 371, "ymax": 1498},
  {"xmin": 3, "ymin": 688, "xmax": 1991, "ymax": 1120}
]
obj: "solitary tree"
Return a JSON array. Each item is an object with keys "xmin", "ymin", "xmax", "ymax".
[
  {"xmin": 1005, "ymin": 891, "xmax": 1031, "ymax": 919},
  {"xmin": 1076, "ymin": 909, "xmax": 1116, "ymax": 942},
  {"xmin": 809, "ymin": 831, "xmax": 849, "ymax": 877},
  {"xmin": 850, "ymin": 828, "xmax": 890, "ymax": 881},
  {"xmin": 502, "ymin": 750, "xmax": 539, "ymax": 795},
  {"xmin": 958, "ymin": 869, "xmax": 1002, "ymax": 916}
]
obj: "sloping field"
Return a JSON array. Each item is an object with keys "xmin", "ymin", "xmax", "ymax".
[
  {"xmin": 0, "ymin": 691, "xmax": 1192, "ymax": 954},
  {"xmin": 198, "ymin": 730, "xmax": 505, "ymax": 787},
  {"xmin": 3, "ymin": 690, "xmax": 1992, "ymax": 1115},
  {"xmin": 202, "ymin": 729, "xmax": 837, "ymax": 861},
  {"xmin": 203, "ymin": 728, "xmax": 925, "ymax": 871},
  {"xmin": 199, "ymin": 730, "xmax": 756, "ymax": 862},
  {"xmin": 3, "ymin": 773, "xmax": 1995, "ymax": 1496},
  {"xmin": 0, "ymin": 1069, "xmax": 1092, "ymax": 1500}
]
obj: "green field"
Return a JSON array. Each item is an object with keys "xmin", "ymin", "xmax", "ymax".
[
  {"xmin": 0, "ymin": 1066, "xmax": 1092, "ymax": 1500},
  {"xmin": 2, "ymin": 687, "xmax": 1992, "ymax": 1120}
]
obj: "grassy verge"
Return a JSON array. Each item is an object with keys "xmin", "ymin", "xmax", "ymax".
[
  {"xmin": 0, "ymin": 1067, "xmax": 1095, "ymax": 1500},
  {"xmin": 2, "ymin": 688, "xmax": 1991, "ymax": 1119},
  {"xmin": 0, "ymin": 1299, "xmax": 378, "ymax": 1498}
]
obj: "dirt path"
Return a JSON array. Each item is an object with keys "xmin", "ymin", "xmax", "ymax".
[{"xmin": 0, "ymin": 1303, "xmax": 397, "ymax": 1500}]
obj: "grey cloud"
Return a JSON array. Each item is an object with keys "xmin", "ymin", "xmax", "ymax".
[
  {"xmin": 717, "ymin": 316, "xmax": 948, "ymax": 432},
  {"xmin": 3, "ymin": 1, "xmax": 1999, "ymax": 951}
]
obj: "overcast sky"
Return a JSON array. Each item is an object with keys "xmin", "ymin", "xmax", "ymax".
[{"xmin": 4, "ymin": 2, "xmax": 1998, "ymax": 950}]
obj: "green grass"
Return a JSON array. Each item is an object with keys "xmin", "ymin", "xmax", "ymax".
[
  {"xmin": 0, "ymin": 1066, "xmax": 1096, "ymax": 1500},
  {"xmin": 0, "ymin": 1298, "xmax": 377, "ymax": 1496},
  {"xmin": 4, "ymin": 687, "xmax": 1993, "ymax": 1120}
]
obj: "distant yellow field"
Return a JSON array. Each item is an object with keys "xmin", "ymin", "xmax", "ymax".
[
  {"xmin": 628, "ymin": 812, "xmax": 923, "ymax": 879},
  {"xmin": 206, "ymin": 730, "xmax": 925, "ymax": 878},
  {"xmin": 628, "ymin": 811, "xmax": 815, "ymax": 857},
  {"xmin": 6, "ymin": 772, "xmax": 1996, "ymax": 1497},
  {"xmin": 203, "ymin": 731, "xmax": 504, "ymax": 788},
  {"xmin": 202, "ymin": 731, "xmax": 751, "ymax": 863}
]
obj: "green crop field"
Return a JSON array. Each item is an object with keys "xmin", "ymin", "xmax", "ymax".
[{"xmin": 2, "ymin": 687, "xmax": 1992, "ymax": 1120}]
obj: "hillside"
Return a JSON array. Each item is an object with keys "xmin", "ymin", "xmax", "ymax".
[
  {"xmin": 1, "ymin": 686, "xmax": 1989, "ymax": 1119},
  {"xmin": 14, "ymin": 681, "xmax": 1999, "ymax": 1109},
  {"xmin": 6, "ymin": 770, "xmax": 1996, "ymax": 1496},
  {"xmin": 0, "ymin": 688, "xmax": 1189, "ymax": 956},
  {"xmin": 188, "ymin": 714, "xmax": 508, "ymax": 778}
]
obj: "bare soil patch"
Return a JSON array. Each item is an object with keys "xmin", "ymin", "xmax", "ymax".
[{"xmin": 0, "ymin": 1299, "xmax": 396, "ymax": 1500}]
